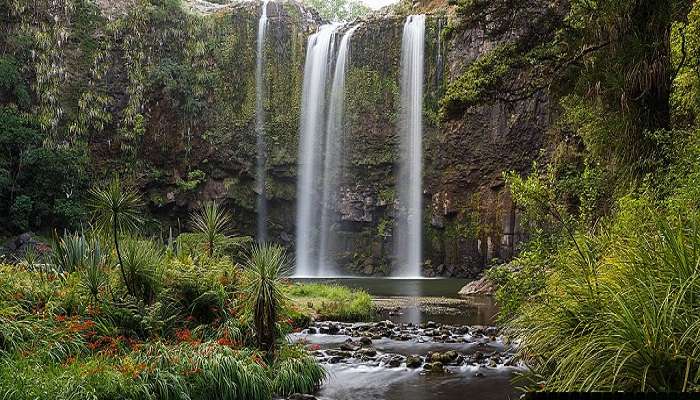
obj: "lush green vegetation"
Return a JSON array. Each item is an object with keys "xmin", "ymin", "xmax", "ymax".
[
  {"xmin": 303, "ymin": 0, "xmax": 370, "ymax": 21},
  {"xmin": 287, "ymin": 283, "xmax": 374, "ymax": 322},
  {"xmin": 450, "ymin": 0, "xmax": 700, "ymax": 392},
  {"xmin": 0, "ymin": 181, "xmax": 326, "ymax": 399}
]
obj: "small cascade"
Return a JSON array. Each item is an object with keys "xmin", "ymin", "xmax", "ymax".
[
  {"xmin": 255, "ymin": 0, "xmax": 270, "ymax": 242},
  {"xmin": 295, "ymin": 24, "xmax": 341, "ymax": 277},
  {"xmin": 318, "ymin": 24, "xmax": 361, "ymax": 276},
  {"xmin": 394, "ymin": 15, "xmax": 425, "ymax": 278}
]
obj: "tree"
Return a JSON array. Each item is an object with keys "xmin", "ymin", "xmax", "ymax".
[
  {"xmin": 304, "ymin": 0, "xmax": 370, "ymax": 21},
  {"xmin": 89, "ymin": 177, "xmax": 142, "ymax": 296},
  {"xmin": 0, "ymin": 107, "xmax": 88, "ymax": 233},
  {"xmin": 189, "ymin": 200, "xmax": 232, "ymax": 258},
  {"xmin": 242, "ymin": 243, "xmax": 290, "ymax": 360}
]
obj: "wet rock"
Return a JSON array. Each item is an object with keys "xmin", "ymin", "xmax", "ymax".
[
  {"xmin": 326, "ymin": 350, "xmax": 351, "ymax": 358},
  {"xmin": 306, "ymin": 327, "xmax": 317, "ymax": 334},
  {"xmin": 387, "ymin": 356, "xmax": 403, "ymax": 368},
  {"xmin": 424, "ymin": 361, "xmax": 444, "ymax": 373},
  {"xmin": 339, "ymin": 342, "xmax": 359, "ymax": 352},
  {"xmin": 474, "ymin": 371, "xmax": 485, "ymax": 378},
  {"xmin": 355, "ymin": 347, "xmax": 377, "ymax": 358},
  {"xmin": 359, "ymin": 336, "xmax": 372, "ymax": 346},
  {"xmin": 288, "ymin": 394, "xmax": 317, "ymax": 400},
  {"xmin": 329, "ymin": 356, "xmax": 344, "ymax": 364},
  {"xmin": 405, "ymin": 355, "xmax": 422, "ymax": 368}
]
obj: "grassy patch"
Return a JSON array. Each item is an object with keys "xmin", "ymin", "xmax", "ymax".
[{"xmin": 286, "ymin": 283, "xmax": 374, "ymax": 322}]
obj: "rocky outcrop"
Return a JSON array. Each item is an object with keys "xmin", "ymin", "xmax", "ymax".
[{"xmin": 458, "ymin": 274, "xmax": 496, "ymax": 296}]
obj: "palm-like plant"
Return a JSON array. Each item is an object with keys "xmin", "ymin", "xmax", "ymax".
[
  {"xmin": 80, "ymin": 240, "xmax": 108, "ymax": 303},
  {"xmin": 89, "ymin": 177, "xmax": 142, "ymax": 295},
  {"xmin": 190, "ymin": 200, "xmax": 232, "ymax": 257},
  {"xmin": 242, "ymin": 243, "xmax": 290, "ymax": 360}
]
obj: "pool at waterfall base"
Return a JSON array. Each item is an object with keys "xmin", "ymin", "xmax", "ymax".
[{"xmin": 288, "ymin": 278, "xmax": 521, "ymax": 400}]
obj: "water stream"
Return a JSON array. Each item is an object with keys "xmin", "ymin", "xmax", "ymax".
[
  {"xmin": 255, "ymin": 0, "xmax": 270, "ymax": 242},
  {"xmin": 318, "ymin": 24, "xmax": 360, "ymax": 276},
  {"xmin": 296, "ymin": 24, "xmax": 341, "ymax": 276},
  {"xmin": 394, "ymin": 15, "xmax": 426, "ymax": 278},
  {"xmin": 289, "ymin": 278, "xmax": 520, "ymax": 400}
]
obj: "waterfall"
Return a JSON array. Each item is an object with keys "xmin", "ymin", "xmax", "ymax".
[
  {"xmin": 394, "ymin": 15, "xmax": 425, "ymax": 278},
  {"xmin": 295, "ymin": 24, "xmax": 341, "ymax": 277},
  {"xmin": 255, "ymin": 0, "xmax": 270, "ymax": 242},
  {"xmin": 318, "ymin": 24, "xmax": 360, "ymax": 276}
]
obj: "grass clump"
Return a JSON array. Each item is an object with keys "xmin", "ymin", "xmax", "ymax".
[{"xmin": 286, "ymin": 283, "xmax": 374, "ymax": 322}]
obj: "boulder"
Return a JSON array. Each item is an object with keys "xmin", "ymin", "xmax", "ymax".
[
  {"xmin": 405, "ymin": 355, "xmax": 422, "ymax": 368},
  {"xmin": 458, "ymin": 275, "xmax": 496, "ymax": 296}
]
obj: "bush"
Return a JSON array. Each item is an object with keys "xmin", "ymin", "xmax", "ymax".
[{"xmin": 508, "ymin": 205, "xmax": 700, "ymax": 392}]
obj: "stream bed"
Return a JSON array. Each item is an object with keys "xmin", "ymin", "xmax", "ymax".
[{"xmin": 288, "ymin": 278, "xmax": 522, "ymax": 400}]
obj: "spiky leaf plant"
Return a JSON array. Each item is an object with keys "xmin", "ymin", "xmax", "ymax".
[
  {"xmin": 120, "ymin": 238, "xmax": 163, "ymax": 305},
  {"xmin": 189, "ymin": 200, "xmax": 232, "ymax": 258},
  {"xmin": 89, "ymin": 177, "xmax": 142, "ymax": 295},
  {"xmin": 50, "ymin": 232, "xmax": 88, "ymax": 273},
  {"xmin": 79, "ymin": 240, "xmax": 108, "ymax": 303},
  {"xmin": 242, "ymin": 243, "xmax": 290, "ymax": 360}
]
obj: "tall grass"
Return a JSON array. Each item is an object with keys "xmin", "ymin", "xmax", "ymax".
[{"xmin": 509, "ymin": 213, "xmax": 700, "ymax": 392}]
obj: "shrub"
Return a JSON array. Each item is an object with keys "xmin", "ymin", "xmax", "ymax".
[
  {"xmin": 509, "ymin": 209, "xmax": 700, "ymax": 392},
  {"xmin": 120, "ymin": 238, "xmax": 164, "ymax": 304},
  {"xmin": 242, "ymin": 244, "xmax": 290, "ymax": 359}
]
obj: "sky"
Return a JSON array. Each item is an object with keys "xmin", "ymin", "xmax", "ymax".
[{"xmin": 360, "ymin": 0, "xmax": 398, "ymax": 10}]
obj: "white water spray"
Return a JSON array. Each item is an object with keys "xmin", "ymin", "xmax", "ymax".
[
  {"xmin": 394, "ymin": 15, "xmax": 425, "ymax": 277},
  {"xmin": 255, "ymin": 0, "xmax": 270, "ymax": 242},
  {"xmin": 296, "ymin": 24, "xmax": 341, "ymax": 276},
  {"xmin": 317, "ymin": 24, "xmax": 361, "ymax": 276}
]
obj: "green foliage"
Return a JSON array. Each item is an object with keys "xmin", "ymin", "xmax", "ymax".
[
  {"xmin": 303, "ymin": 0, "xmax": 370, "ymax": 21},
  {"xmin": 176, "ymin": 169, "xmax": 206, "ymax": 191},
  {"xmin": 189, "ymin": 200, "xmax": 233, "ymax": 258},
  {"xmin": 0, "ymin": 55, "xmax": 30, "ymax": 108},
  {"xmin": 509, "ymin": 209, "xmax": 700, "ymax": 392},
  {"xmin": 286, "ymin": 283, "xmax": 374, "ymax": 322},
  {"xmin": 89, "ymin": 177, "xmax": 143, "ymax": 296},
  {"xmin": 440, "ymin": 43, "xmax": 519, "ymax": 116},
  {"xmin": 242, "ymin": 244, "xmax": 290, "ymax": 359},
  {"xmin": 51, "ymin": 232, "xmax": 89, "ymax": 273},
  {"xmin": 120, "ymin": 238, "xmax": 164, "ymax": 305},
  {"xmin": 0, "ymin": 107, "xmax": 89, "ymax": 233}
]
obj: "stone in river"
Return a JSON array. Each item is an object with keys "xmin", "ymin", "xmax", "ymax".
[
  {"xmin": 387, "ymin": 356, "xmax": 403, "ymax": 368},
  {"xmin": 288, "ymin": 394, "xmax": 317, "ymax": 400},
  {"xmin": 424, "ymin": 361, "xmax": 444, "ymax": 373},
  {"xmin": 339, "ymin": 342, "xmax": 359, "ymax": 351},
  {"xmin": 355, "ymin": 347, "xmax": 377, "ymax": 358},
  {"xmin": 359, "ymin": 336, "xmax": 372, "ymax": 346},
  {"xmin": 405, "ymin": 355, "xmax": 422, "ymax": 368}
]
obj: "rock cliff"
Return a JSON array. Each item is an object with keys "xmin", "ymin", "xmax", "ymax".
[{"xmin": 0, "ymin": 0, "xmax": 548, "ymax": 276}]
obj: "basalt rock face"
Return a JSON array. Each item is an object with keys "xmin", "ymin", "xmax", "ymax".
[{"xmin": 1, "ymin": 0, "xmax": 545, "ymax": 276}]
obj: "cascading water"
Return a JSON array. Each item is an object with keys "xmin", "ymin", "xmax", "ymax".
[
  {"xmin": 394, "ymin": 15, "xmax": 425, "ymax": 278},
  {"xmin": 255, "ymin": 0, "xmax": 270, "ymax": 242},
  {"xmin": 317, "ymin": 24, "xmax": 361, "ymax": 276},
  {"xmin": 295, "ymin": 24, "xmax": 341, "ymax": 277}
]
